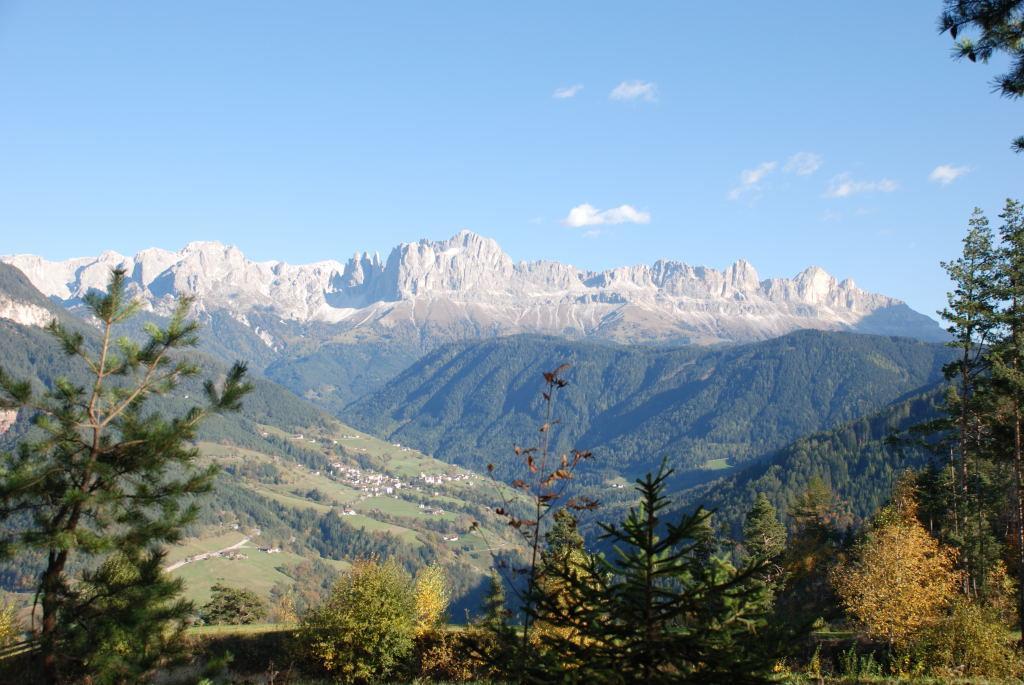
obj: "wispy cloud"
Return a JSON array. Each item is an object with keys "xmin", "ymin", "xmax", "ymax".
[
  {"xmin": 562, "ymin": 203, "xmax": 651, "ymax": 228},
  {"xmin": 728, "ymin": 161, "xmax": 778, "ymax": 200},
  {"xmin": 553, "ymin": 84, "xmax": 584, "ymax": 99},
  {"xmin": 929, "ymin": 164, "xmax": 970, "ymax": 185},
  {"xmin": 784, "ymin": 152, "xmax": 823, "ymax": 176},
  {"xmin": 609, "ymin": 81, "xmax": 657, "ymax": 102},
  {"xmin": 824, "ymin": 173, "xmax": 898, "ymax": 198}
]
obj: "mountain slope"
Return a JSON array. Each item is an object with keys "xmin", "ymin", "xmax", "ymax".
[
  {"xmin": 345, "ymin": 331, "xmax": 955, "ymax": 483},
  {"xmin": 679, "ymin": 387, "xmax": 945, "ymax": 537}
]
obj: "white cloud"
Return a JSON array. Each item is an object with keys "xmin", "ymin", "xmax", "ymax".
[
  {"xmin": 609, "ymin": 81, "xmax": 657, "ymax": 102},
  {"xmin": 728, "ymin": 161, "xmax": 777, "ymax": 200},
  {"xmin": 553, "ymin": 84, "xmax": 584, "ymax": 99},
  {"xmin": 562, "ymin": 203, "xmax": 651, "ymax": 228},
  {"xmin": 784, "ymin": 152, "xmax": 823, "ymax": 176},
  {"xmin": 929, "ymin": 164, "xmax": 970, "ymax": 185},
  {"xmin": 824, "ymin": 173, "xmax": 899, "ymax": 198}
]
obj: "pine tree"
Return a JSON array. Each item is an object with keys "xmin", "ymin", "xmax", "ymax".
[
  {"xmin": 988, "ymin": 198, "xmax": 1024, "ymax": 639},
  {"xmin": 543, "ymin": 508, "xmax": 584, "ymax": 562},
  {"xmin": 939, "ymin": 1, "xmax": 1024, "ymax": 151},
  {"xmin": 531, "ymin": 461, "xmax": 777, "ymax": 684},
  {"xmin": 532, "ymin": 509, "xmax": 591, "ymax": 652},
  {"xmin": 466, "ymin": 570, "xmax": 518, "ymax": 679},
  {"xmin": 480, "ymin": 570, "xmax": 508, "ymax": 632},
  {"xmin": 0, "ymin": 268, "xmax": 251, "ymax": 684},
  {"xmin": 742, "ymin": 493, "xmax": 787, "ymax": 564},
  {"xmin": 61, "ymin": 551, "xmax": 195, "ymax": 681},
  {"xmin": 776, "ymin": 477, "xmax": 848, "ymax": 628},
  {"xmin": 936, "ymin": 208, "xmax": 1000, "ymax": 595}
]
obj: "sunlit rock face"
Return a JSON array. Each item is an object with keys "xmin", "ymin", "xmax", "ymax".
[
  {"xmin": 0, "ymin": 294, "xmax": 52, "ymax": 328},
  {"xmin": 2, "ymin": 230, "xmax": 946, "ymax": 347}
]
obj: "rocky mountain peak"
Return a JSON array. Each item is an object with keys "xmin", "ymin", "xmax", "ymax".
[{"xmin": 1, "ymin": 231, "xmax": 946, "ymax": 346}]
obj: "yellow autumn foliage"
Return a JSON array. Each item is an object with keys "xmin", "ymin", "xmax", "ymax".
[
  {"xmin": 832, "ymin": 486, "xmax": 958, "ymax": 648},
  {"xmin": 414, "ymin": 564, "xmax": 451, "ymax": 637}
]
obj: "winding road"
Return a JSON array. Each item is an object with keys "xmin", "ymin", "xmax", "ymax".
[{"xmin": 164, "ymin": 536, "xmax": 250, "ymax": 572}]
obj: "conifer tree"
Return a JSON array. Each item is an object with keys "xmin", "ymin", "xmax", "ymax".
[
  {"xmin": 480, "ymin": 570, "xmax": 508, "ymax": 632},
  {"xmin": 0, "ymin": 268, "xmax": 251, "ymax": 684},
  {"xmin": 532, "ymin": 509, "xmax": 590, "ymax": 651},
  {"xmin": 742, "ymin": 493, "xmax": 787, "ymax": 608},
  {"xmin": 939, "ymin": 1, "xmax": 1024, "ymax": 151},
  {"xmin": 531, "ymin": 462, "xmax": 777, "ymax": 684},
  {"xmin": 988, "ymin": 198, "xmax": 1024, "ymax": 637},
  {"xmin": 776, "ymin": 477, "xmax": 848, "ymax": 628},
  {"xmin": 927, "ymin": 208, "xmax": 1002, "ymax": 597},
  {"xmin": 467, "ymin": 570, "xmax": 518, "ymax": 679},
  {"xmin": 742, "ymin": 493, "xmax": 787, "ymax": 564},
  {"xmin": 543, "ymin": 508, "xmax": 584, "ymax": 562}
]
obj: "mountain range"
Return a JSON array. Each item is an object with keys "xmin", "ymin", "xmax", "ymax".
[
  {"xmin": 2, "ymin": 230, "xmax": 946, "ymax": 345},
  {"xmin": 1, "ymin": 230, "xmax": 948, "ymax": 409}
]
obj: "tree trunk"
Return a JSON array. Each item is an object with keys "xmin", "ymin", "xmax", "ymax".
[
  {"xmin": 1015, "ymin": 404, "xmax": 1024, "ymax": 645},
  {"xmin": 39, "ymin": 549, "xmax": 68, "ymax": 685}
]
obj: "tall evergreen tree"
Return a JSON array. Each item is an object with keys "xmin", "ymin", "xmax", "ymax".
[
  {"xmin": 988, "ymin": 198, "xmax": 1024, "ymax": 637},
  {"xmin": 742, "ymin": 493, "xmax": 787, "ymax": 591},
  {"xmin": 937, "ymin": 208, "xmax": 1000, "ymax": 595},
  {"xmin": 742, "ymin": 493, "xmax": 787, "ymax": 563},
  {"xmin": 0, "ymin": 268, "xmax": 251, "ymax": 684}
]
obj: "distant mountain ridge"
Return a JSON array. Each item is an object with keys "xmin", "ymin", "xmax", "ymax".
[{"xmin": 2, "ymin": 230, "xmax": 946, "ymax": 349}]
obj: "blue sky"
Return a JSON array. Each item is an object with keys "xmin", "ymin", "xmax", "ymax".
[{"xmin": 0, "ymin": 2, "xmax": 1021, "ymax": 320}]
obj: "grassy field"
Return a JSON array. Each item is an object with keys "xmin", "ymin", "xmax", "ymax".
[
  {"xmin": 185, "ymin": 622, "xmax": 295, "ymax": 637},
  {"xmin": 172, "ymin": 544, "xmax": 329, "ymax": 605},
  {"xmin": 702, "ymin": 457, "xmax": 731, "ymax": 470},
  {"xmin": 165, "ymin": 530, "xmax": 249, "ymax": 565}
]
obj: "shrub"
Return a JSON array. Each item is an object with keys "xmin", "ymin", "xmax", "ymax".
[
  {"xmin": 913, "ymin": 598, "xmax": 1021, "ymax": 679},
  {"xmin": 201, "ymin": 584, "xmax": 268, "ymax": 625},
  {"xmin": 414, "ymin": 630, "xmax": 478, "ymax": 682},
  {"xmin": 297, "ymin": 559, "xmax": 416, "ymax": 684},
  {"xmin": 0, "ymin": 602, "xmax": 19, "ymax": 647}
]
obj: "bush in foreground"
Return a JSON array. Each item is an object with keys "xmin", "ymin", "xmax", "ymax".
[{"xmin": 297, "ymin": 559, "xmax": 440, "ymax": 683}]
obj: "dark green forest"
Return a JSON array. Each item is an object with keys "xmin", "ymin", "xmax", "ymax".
[{"xmin": 346, "ymin": 331, "xmax": 954, "ymax": 482}]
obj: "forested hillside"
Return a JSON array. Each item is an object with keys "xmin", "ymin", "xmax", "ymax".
[
  {"xmin": 679, "ymin": 387, "xmax": 944, "ymax": 537},
  {"xmin": 347, "ymin": 331, "xmax": 955, "ymax": 483}
]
